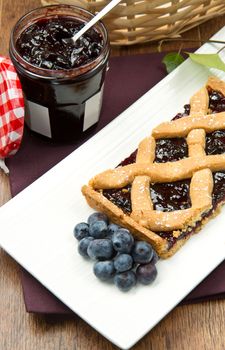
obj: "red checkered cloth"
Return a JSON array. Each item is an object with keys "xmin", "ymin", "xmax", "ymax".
[{"xmin": 0, "ymin": 56, "xmax": 24, "ymax": 171}]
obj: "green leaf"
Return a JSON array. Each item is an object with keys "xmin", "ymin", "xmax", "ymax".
[
  {"xmin": 162, "ymin": 52, "xmax": 185, "ymax": 73},
  {"xmin": 188, "ymin": 52, "xmax": 225, "ymax": 72}
]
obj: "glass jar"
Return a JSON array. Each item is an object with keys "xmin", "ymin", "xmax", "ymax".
[{"xmin": 9, "ymin": 5, "xmax": 110, "ymax": 142}]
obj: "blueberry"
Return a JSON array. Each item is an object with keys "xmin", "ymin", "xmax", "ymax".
[
  {"xmin": 78, "ymin": 237, "xmax": 94, "ymax": 257},
  {"xmin": 107, "ymin": 223, "xmax": 120, "ymax": 238},
  {"xmin": 136, "ymin": 263, "xmax": 157, "ymax": 285},
  {"xmin": 112, "ymin": 229, "xmax": 134, "ymax": 253},
  {"xmin": 89, "ymin": 220, "xmax": 108, "ymax": 239},
  {"xmin": 132, "ymin": 241, "xmax": 153, "ymax": 264},
  {"xmin": 73, "ymin": 222, "xmax": 89, "ymax": 241},
  {"xmin": 41, "ymin": 60, "xmax": 53, "ymax": 69},
  {"xmin": 87, "ymin": 239, "xmax": 114, "ymax": 260},
  {"xmin": 151, "ymin": 250, "xmax": 159, "ymax": 265},
  {"xmin": 114, "ymin": 254, "xmax": 133, "ymax": 272},
  {"xmin": 93, "ymin": 261, "xmax": 115, "ymax": 281},
  {"xmin": 87, "ymin": 212, "xmax": 109, "ymax": 226},
  {"xmin": 114, "ymin": 271, "xmax": 136, "ymax": 292}
]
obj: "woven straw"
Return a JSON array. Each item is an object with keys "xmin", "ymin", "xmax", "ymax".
[{"xmin": 41, "ymin": 0, "xmax": 225, "ymax": 45}]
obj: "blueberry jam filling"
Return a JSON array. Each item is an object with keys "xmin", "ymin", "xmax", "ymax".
[
  {"xmin": 155, "ymin": 138, "xmax": 188, "ymax": 163},
  {"xmin": 120, "ymin": 150, "xmax": 137, "ymax": 166},
  {"xmin": 212, "ymin": 171, "xmax": 225, "ymax": 206},
  {"xmin": 150, "ymin": 180, "xmax": 191, "ymax": 211},
  {"xmin": 155, "ymin": 104, "xmax": 190, "ymax": 163},
  {"xmin": 102, "ymin": 89, "xmax": 225, "ymax": 248},
  {"xmin": 16, "ymin": 18, "xmax": 104, "ymax": 70},
  {"xmin": 172, "ymin": 104, "xmax": 190, "ymax": 120},
  {"xmin": 103, "ymin": 180, "xmax": 191, "ymax": 215},
  {"xmin": 206, "ymin": 130, "xmax": 225, "ymax": 155},
  {"xmin": 103, "ymin": 186, "xmax": 132, "ymax": 214},
  {"xmin": 208, "ymin": 90, "xmax": 225, "ymax": 112}
]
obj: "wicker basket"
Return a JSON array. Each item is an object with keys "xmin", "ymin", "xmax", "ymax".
[{"xmin": 41, "ymin": 0, "xmax": 225, "ymax": 45}]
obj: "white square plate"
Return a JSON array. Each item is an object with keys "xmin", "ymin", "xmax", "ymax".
[{"xmin": 1, "ymin": 27, "xmax": 225, "ymax": 350}]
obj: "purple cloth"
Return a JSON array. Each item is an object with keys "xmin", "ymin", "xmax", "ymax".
[{"xmin": 7, "ymin": 52, "xmax": 225, "ymax": 314}]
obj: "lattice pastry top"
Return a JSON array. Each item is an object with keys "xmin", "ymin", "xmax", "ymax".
[{"xmin": 82, "ymin": 76, "xmax": 225, "ymax": 258}]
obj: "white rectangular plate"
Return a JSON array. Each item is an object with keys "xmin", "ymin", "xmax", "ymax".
[{"xmin": 1, "ymin": 27, "xmax": 225, "ymax": 350}]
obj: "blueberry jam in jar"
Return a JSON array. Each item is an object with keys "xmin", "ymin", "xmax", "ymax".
[
  {"xmin": 10, "ymin": 5, "xmax": 110, "ymax": 142},
  {"xmin": 16, "ymin": 18, "xmax": 104, "ymax": 70}
]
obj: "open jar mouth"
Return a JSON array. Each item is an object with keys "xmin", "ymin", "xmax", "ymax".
[{"xmin": 10, "ymin": 4, "xmax": 110, "ymax": 80}]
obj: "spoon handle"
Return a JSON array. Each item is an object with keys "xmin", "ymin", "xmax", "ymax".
[{"xmin": 72, "ymin": 0, "xmax": 122, "ymax": 42}]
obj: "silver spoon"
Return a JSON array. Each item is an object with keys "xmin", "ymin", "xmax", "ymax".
[{"xmin": 63, "ymin": 0, "xmax": 122, "ymax": 45}]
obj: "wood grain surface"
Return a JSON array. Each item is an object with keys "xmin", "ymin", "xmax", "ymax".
[{"xmin": 0, "ymin": 1, "xmax": 225, "ymax": 349}]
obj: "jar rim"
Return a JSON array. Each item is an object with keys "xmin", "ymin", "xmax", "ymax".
[{"xmin": 10, "ymin": 4, "xmax": 110, "ymax": 80}]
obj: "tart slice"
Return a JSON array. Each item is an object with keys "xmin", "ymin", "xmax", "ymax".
[{"xmin": 82, "ymin": 76, "xmax": 225, "ymax": 258}]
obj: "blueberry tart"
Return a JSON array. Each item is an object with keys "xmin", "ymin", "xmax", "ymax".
[{"xmin": 82, "ymin": 76, "xmax": 225, "ymax": 258}]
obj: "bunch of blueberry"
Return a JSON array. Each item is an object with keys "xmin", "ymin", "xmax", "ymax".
[{"xmin": 74, "ymin": 212, "xmax": 159, "ymax": 292}]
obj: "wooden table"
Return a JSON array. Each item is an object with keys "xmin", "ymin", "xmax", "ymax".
[{"xmin": 1, "ymin": 1, "xmax": 225, "ymax": 349}]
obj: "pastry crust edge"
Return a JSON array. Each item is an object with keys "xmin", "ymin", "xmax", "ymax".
[{"xmin": 81, "ymin": 185, "xmax": 222, "ymax": 259}]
